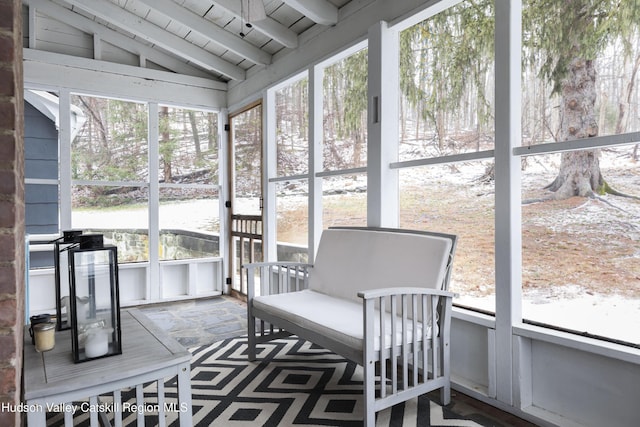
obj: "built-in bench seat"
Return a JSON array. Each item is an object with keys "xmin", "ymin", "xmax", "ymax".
[{"xmin": 244, "ymin": 227, "xmax": 457, "ymax": 427}]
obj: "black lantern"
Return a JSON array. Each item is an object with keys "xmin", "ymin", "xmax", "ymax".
[
  {"xmin": 68, "ymin": 234, "xmax": 122, "ymax": 363},
  {"xmin": 52, "ymin": 230, "xmax": 83, "ymax": 331}
]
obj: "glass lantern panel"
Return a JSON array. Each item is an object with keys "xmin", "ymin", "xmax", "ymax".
[
  {"xmin": 71, "ymin": 248, "xmax": 121, "ymax": 361},
  {"xmin": 54, "ymin": 241, "xmax": 74, "ymax": 330}
]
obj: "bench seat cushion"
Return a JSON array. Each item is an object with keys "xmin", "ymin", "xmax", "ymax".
[{"xmin": 253, "ymin": 289, "xmax": 431, "ymax": 351}]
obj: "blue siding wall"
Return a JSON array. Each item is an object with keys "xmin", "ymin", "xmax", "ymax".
[
  {"xmin": 24, "ymin": 100, "xmax": 59, "ymax": 267},
  {"xmin": 24, "ymin": 101, "xmax": 59, "ymax": 234}
]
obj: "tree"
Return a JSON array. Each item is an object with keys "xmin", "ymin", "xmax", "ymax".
[
  {"xmin": 159, "ymin": 106, "xmax": 175, "ymax": 183},
  {"xmin": 322, "ymin": 49, "xmax": 368, "ymax": 169},
  {"xmin": 523, "ymin": 0, "xmax": 640, "ymax": 198},
  {"xmin": 73, "ymin": 97, "xmax": 148, "ymax": 182},
  {"xmin": 188, "ymin": 111, "xmax": 202, "ymax": 157},
  {"xmin": 341, "ymin": 50, "xmax": 368, "ymax": 167},
  {"xmin": 399, "ymin": 0, "xmax": 639, "ymax": 198},
  {"xmin": 400, "ymin": 0, "xmax": 494, "ymax": 152}
]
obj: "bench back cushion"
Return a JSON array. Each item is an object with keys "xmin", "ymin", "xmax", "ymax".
[{"xmin": 308, "ymin": 228, "xmax": 452, "ymax": 303}]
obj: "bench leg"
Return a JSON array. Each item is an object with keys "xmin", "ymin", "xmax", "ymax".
[
  {"xmin": 440, "ymin": 384, "xmax": 451, "ymax": 406},
  {"xmin": 247, "ymin": 311, "xmax": 257, "ymax": 361},
  {"xmin": 363, "ymin": 360, "xmax": 376, "ymax": 427}
]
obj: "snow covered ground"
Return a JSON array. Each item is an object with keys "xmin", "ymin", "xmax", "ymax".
[
  {"xmin": 457, "ymin": 290, "xmax": 640, "ymax": 344},
  {"xmin": 73, "ymin": 148, "xmax": 640, "ymax": 345}
]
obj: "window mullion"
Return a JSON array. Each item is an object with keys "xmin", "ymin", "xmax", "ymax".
[
  {"xmin": 148, "ymin": 102, "xmax": 160, "ymax": 300},
  {"xmin": 59, "ymin": 89, "xmax": 72, "ymax": 231}
]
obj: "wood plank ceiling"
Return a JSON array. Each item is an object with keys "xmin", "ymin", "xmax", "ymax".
[{"xmin": 23, "ymin": 0, "xmax": 356, "ymax": 83}]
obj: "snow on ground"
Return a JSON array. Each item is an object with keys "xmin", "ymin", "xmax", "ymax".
[
  {"xmin": 457, "ymin": 290, "xmax": 640, "ymax": 344},
  {"xmin": 73, "ymin": 148, "xmax": 640, "ymax": 345},
  {"xmin": 73, "ymin": 199, "xmax": 221, "ymax": 232}
]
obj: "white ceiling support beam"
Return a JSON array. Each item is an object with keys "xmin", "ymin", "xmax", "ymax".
[
  {"xmin": 28, "ymin": 5, "xmax": 37, "ymax": 49},
  {"xmin": 24, "ymin": 0, "xmax": 212, "ymax": 79},
  {"xmin": 93, "ymin": 33, "xmax": 101, "ymax": 60},
  {"xmin": 24, "ymin": 49, "xmax": 227, "ymax": 91},
  {"xmin": 24, "ymin": 49, "xmax": 227, "ymax": 108},
  {"xmin": 211, "ymin": 0, "xmax": 298, "ymax": 48},
  {"xmin": 282, "ymin": 0, "xmax": 338, "ymax": 25},
  {"xmin": 135, "ymin": 0, "xmax": 271, "ymax": 66},
  {"xmin": 63, "ymin": 0, "xmax": 245, "ymax": 80}
]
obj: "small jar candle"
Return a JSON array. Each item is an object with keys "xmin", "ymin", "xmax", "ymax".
[
  {"xmin": 33, "ymin": 323, "xmax": 56, "ymax": 352},
  {"xmin": 29, "ymin": 314, "xmax": 51, "ymax": 344}
]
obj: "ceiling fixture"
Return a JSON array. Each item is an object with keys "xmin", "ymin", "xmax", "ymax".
[{"xmin": 240, "ymin": 0, "xmax": 267, "ymax": 37}]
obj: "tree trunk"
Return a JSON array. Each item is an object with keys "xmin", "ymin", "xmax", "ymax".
[
  {"xmin": 546, "ymin": 56, "xmax": 603, "ymax": 198},
  {"xmin": 615, "ymin": 52, "xmax": 640, "ymax": 135},
  {"xmin": 160, "ymin": 106, "xmax": 173, "ymax": 183},
  {"xmin": 207, "ymin": 113, "xmax": 216, "ymax": 151},
  {"xmin": 189, "ymin": 111, "xmax": 202, "ymax": 156}
]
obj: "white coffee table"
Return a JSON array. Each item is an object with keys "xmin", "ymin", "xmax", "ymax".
[{"xmin": 23, "ymin": 309, "xmax": 193, "ymax": 427}]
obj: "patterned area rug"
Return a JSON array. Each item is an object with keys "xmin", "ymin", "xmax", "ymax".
[
  {"xmin": 188, "ymin": 336, "xmax": 481, "ymax": 426},
  {"xmin": 47, "ymin": 336, "xmax": 483, "ymax": 426}
]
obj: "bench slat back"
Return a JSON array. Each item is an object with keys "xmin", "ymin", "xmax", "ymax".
[{"xmin": 308, "ymin": 228, "xmax": 453, "ymax": 303}]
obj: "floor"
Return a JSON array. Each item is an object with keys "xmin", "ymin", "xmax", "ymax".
[{"xmin": 138, "ymin": 296, "xmax": 537, "ymax": 427}]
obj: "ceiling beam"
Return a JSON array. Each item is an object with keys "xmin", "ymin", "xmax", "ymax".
[
  {"xmin": 135, "ymin": 0, "xmax": 271, "ymax": 66},
  {"xmin": 282, "ymin": 0, "xmax": 338, "ymax": 25},
  {"xmin": 24, "ymin": 49, "xmax": 227, "ymax": 108},
  {"xmin": 63, "ymin": 0, "xmax": 245, "ymax": 80},
  {"xmin": 212, "ymin": 0, "xmax": 298, "ymax": 48},
  {"xmin": 24, "ymin": 48, "xmax": 227, "ymax": 91},
  {"xmin": 24, "ymin": 0, "xmax": 213, "ymax": 79}
]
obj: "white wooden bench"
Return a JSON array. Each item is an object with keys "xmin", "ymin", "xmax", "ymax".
[{"xmin": 244, "ymin": 227, "xmax": 457, "ymax": 427}]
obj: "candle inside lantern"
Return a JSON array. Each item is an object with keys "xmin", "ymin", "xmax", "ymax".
[{"xmin": 84, "ymin": 327, "xmax": 113, "ymax": 358}]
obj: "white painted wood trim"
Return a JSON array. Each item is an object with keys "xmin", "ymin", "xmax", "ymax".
[
  {"xmin": 23, "ymin": 49, "xmax": 226, "ymax": 91},
  {"xmin": 187, "ymin": 263, "xmax": 197, "ymax": 296},
  {"xmin": 309, "ymin": 65, "xmax": 324, "ymax": 259},
  {"xmin": 282, "ymin": 0, "xmax": 338, "ymax": 25},
  {"xmin": 148, "ymin": 102, "xmax": 160, "ymax": 301},
  {"xmin": 390, "ymin": 150, "xmax": 495, "ymax": 169},
  {"xmin": 493, "ymin": 0, "xmax": 523, "ymax": 406},
  {"xmin": 28, "ymin": 4, "xmax": 37, "ymax": 49},
  {"xmin": 208, "ymin": 0, "xmax": 298, "ymax": 48},
  {"xmin": 264, "ymin": 89, "xmax": 277, "ymax": 262},
  {"xmin": 135, "ymin": 0, "xmax": 272, "ymax": 66},
  {"xmin": 452, "ymin": 307, "xmax": 497, "ymax": 329},
  {"xmin": 269, "ymin": 173, "xmax": 310, "ymax": 183},
  {"xmin": 64, "ymin": 0, "xmax": 245, "ymax": 80},
  {"xmin": 513, "ymin": 131, "xmax": 640, "ymax": 156},
  {"xmin": 24, "ymin": 0, "xmax": 214, "ymax": 79},
  {"xmin": 513, "ymin": 325, "xmax": 640, "ymax": 365},
  {"xmin": 315, "ymin": 167, "xmax": 367, "ymax": 177},
  {"xmin": 218, "ymin": 109, "xmax": 229, "ymax": 291},
  {"xmin": 367, "ymin": 20, "xmax": 398, "ymax": 228},
  {"xmin": 487, "ymin": 328, "xmax": 497, "ymax": 399},
  {"xmin": 59, "ymin": 89, "xmax": 72, "ymax": 231},
  {"xmin": 388, "ymin": 0, "xmax": 463, "ymax": 32},
  {"xmin": 512, "ymin": 335, "xmax": 533, "ymax": 409},
  {"xmin": 92, "ymin": 33, "xmax": 101, "ymax": 60},
  {"xmin": 24, "ymin": 52, "xmax": 226, "ymax": 110},
  {"xmin": 24, "ymin": 178, "xmax": 57, "ymax": 185}
]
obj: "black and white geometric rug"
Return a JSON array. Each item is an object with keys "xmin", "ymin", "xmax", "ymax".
[
  {"xmin": 47, "ymin": 336, "xmax": 483, "ymax": 426},
  {"xmin": 186, "ymin": 336, "xmax": 482, "ymax": 427}
]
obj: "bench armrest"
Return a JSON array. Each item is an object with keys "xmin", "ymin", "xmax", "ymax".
[
  {"xmin": 360, "ymin": 286, "xmax": 455, "ymax": 377},
  {"xmin": 243, "ymin": 262, "xmax": 312, "ymax": 299},
  {"xmin": 357, "ymin": 287, "xmax": 456, "ymax": 300}
]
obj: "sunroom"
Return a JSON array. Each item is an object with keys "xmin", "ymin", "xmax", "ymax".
[{"xmin": 4, "ymin": 0, "xmax": 640, "ymax": 426}]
